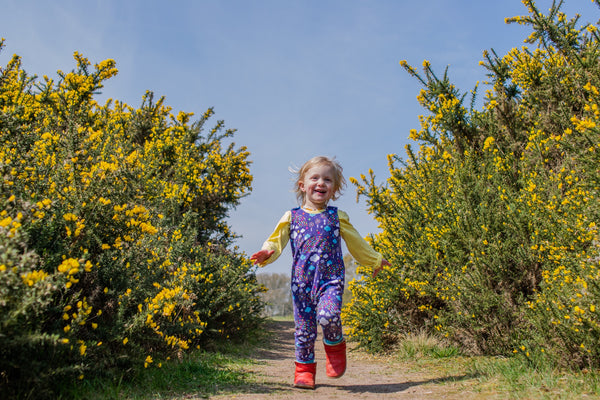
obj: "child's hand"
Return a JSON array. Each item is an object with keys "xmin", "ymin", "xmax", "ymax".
[
  {"xmin": 250, "ymin": 249, "xmax": 274, "ymax": 266},
  {"xmin": 373, "ymin": 258, "xmax": 391, "ymax": 278}
]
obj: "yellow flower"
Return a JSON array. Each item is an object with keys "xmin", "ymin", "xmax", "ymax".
[
  {"xmin": 57, "ymin": 258, "xmax": 79, "ymax": 273},
  {"xmin": 483, "ymin": 136, "xmax": 495, "ymax": 151},
  {"xmin": 21, "ymin": 270, "xmax": 49, "ymax": 286},
  {"xmin": 63, "ymin": 213, "xmax": 77, "ymax": 222}
]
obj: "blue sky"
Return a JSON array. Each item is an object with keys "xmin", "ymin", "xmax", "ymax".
[{"xmin": 2, "ymin": 1, "xmax": 598, "ymax": 274}]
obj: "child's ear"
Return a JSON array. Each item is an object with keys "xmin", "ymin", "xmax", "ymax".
[{"xmin": 298, "ymin": 181, "xmax": 306, "ymax": 192}]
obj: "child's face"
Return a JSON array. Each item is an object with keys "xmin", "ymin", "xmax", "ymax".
[{"xmin": 299, "ymin": 163, "xmax": 336, "ymax": 210}]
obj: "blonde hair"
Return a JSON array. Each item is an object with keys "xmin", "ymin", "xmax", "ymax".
[{"xmin": 292, "ymin": 156, "xmax": 346, "ymax": 206}]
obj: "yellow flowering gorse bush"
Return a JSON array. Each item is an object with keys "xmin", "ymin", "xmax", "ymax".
[
  {"xmin": 344, "ymin": 0, "xmax": 600, "ymax": 369},
  {"xmin": 0, "ymin": 41, "xmax": 264, "ymax": 396}
]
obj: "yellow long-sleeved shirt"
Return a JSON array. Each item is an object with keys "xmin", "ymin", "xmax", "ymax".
[{"xmin": 258, "ymin": 208, "xmax": 383, "ymax": 268}]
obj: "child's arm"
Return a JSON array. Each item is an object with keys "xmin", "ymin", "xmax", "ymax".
[
  {"xmin": 339, "ymin": 210, "xmax": 389, "ymax": 276},
  {"xmin": 250, "ymin": 211, "xmax": 291, "ymax": 267},
  {"xmin": 250, "ymin": 249, "xmax": 275, "ymax": 265}
]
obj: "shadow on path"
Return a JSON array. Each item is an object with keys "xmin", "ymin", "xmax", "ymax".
[
  {"xmin": 318, "ymin": 373, "xmax": 481, "ymax": 394},
  {"xmin": 213, "ymin": 319, "xmax": 482, "ymax": 398}
]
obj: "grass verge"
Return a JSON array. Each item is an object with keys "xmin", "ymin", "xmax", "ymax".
[
  {"xmin": 394, "ymin": 332, "xmax": 600, "ymax": 399},
  {"xmin": 55, "ymin": 328, "xmax": 270, "ymax": 400}
]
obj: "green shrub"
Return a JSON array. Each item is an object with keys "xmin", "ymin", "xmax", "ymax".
[
  {"xmin": 343, "ymin": 0, "xmax": 600, "ymax": 369},
  {"xmin": 0, "ymin": 41, "xmax": 264, "ymax": 397}
]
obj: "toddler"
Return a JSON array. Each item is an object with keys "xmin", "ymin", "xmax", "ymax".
[{"xmin": 251, "ymin": 155, "xmax": 390, "ymax": 389}]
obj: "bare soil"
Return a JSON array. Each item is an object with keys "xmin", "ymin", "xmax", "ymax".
[{"xmin": 208, "ymin": 320, "xmax": 501, "ymax": 399}]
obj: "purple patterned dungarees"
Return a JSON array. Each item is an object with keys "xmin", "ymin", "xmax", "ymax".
[{"xmin": 290, "ymin": 206, "xmax": 345, "ymax": 363}]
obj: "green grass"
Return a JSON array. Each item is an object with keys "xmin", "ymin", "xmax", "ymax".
[
  {"xmin": 54, "ymin": 328, "xmax": 270, "ymax": 400},
  {"xmin": 395, "ymin": 330, "xmax": 461, "ymax": 360},
  {"xmin": 67, "ymin": 351, "xmax": 253, "ymax": 400},
  {"xmin": 269, "ymin": 314, "xmax": 294, "ymax": 322},
  {"xmin": 467, "ymin": 356, "xmax": 600, "ymax": 399},
  {"xmin": 394, "ymin": 332, "xmax": 600, "ymax": 399}
]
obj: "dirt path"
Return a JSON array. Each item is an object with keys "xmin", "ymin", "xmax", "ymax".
[{"xmin": 209, "ymin": 320, "xmax": 496, "ymax": 399}]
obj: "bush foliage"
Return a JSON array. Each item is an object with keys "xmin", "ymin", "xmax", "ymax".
[
  {"xmin": 343, "ymin": 0, "xmax": 600, "ymax": 369},
  {"xmin": 0, "ymin": 42, "xmax": 264, "ymax": 397}
]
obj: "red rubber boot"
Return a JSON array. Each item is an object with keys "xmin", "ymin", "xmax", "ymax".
[
  {"xmin": 294, "ymin": 362, "xmax": 316, "ymax": 389},
  {"xmin": 324, "ymin": 340, "xmax": 346, "ymax": 378}
]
